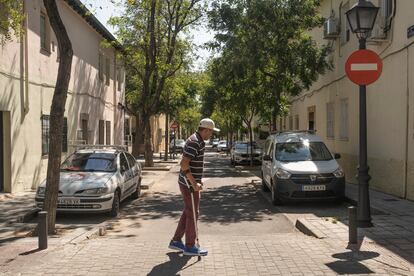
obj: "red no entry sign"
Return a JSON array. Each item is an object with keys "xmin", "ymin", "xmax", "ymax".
[
  {"xmin": 170, "ymin": 121, "xmax": 178, "ymax": 129},
  {"xmin": 345, "ymin": 49, "xmax": 382, "ymax": 85}
]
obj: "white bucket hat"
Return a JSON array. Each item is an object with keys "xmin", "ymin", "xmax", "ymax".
[{"xmin": 199, "ymin": 118, "xmax": 220, "ymax": 132}]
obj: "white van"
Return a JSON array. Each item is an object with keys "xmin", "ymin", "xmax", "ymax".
[{"xmin": 261, "ymin": 131, "xmax": 345, "ymax": 205}]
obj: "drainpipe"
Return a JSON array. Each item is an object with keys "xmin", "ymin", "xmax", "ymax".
[
  {"xmin": 403, "ymin": 48, "xmax": 410, "ymax": 199},
  {"xmin": 24, "ymin": 0, "xmax": 29, "ymax": 114}
]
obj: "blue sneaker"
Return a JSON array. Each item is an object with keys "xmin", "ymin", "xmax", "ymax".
[
  {"xmin": 183, "ymin": 245, "xmax": 208, "ymax": 256},
  {"xmin": 168, "ymin": 240, "xmax": 185, "ymax": 252}
]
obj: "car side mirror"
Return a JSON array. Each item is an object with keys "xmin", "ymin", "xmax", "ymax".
[
  {"xmin": 334, "ymin": 153, "xmax": 341, "ymax": 159},
  {"xmin": 263, "ymin": 155, "xmax": 272, "ymax": 161}
]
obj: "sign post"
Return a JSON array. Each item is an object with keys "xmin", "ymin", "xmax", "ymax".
[{"xmin": 345, "ymin": 47, "xmax": 382, "ymax": 228}]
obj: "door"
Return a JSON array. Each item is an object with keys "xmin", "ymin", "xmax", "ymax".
[
  {"xmin": 119, "ymin": 153, "xmax": 132, "ymax": 198},
  {"xmin": 266, "ymin": 142, "xmax": 275, "ymax": 185},
  {"xmin": 263, "ymin": 140, "xmax": 273, "ymax": 185},
  {"xmin": 0, "ymin": 112, "xmax": 3, "ymax": 192},
  {"xmin": 308, "ymin": 106, "xmax": 316, "ymax": 131}
]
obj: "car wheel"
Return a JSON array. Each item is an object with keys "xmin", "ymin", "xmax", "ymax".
[
  {"xmin": 271, "ymin": 180, "xmax": 283, "ymax": 206},
  {"xmin": 261, "ymin": 172, "xmax": 270, "ymax": 192},
  {"xmin": 131, "ymin": 177, "xmax": 142, "ymax": 199},
  {"xmin": 110, "ymin": 190, "xmax": 121, "ymax": 217}
]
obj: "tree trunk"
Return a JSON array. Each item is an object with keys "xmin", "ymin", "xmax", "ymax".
[
  {"xmin": 164, "ymin": 113, "xmax": 169, "ymax": 161},
  {"xmin": 248, "ymin": 123, "xmax": 254, "ymax": 167},
  {"xmin": 42, "ymin": 0, "xmax": 73, "ymax": 234},
  {"xmin": 144, "ymin": 116, "xmax": 154, "ymax": 167},
  {"xmin": 132, "ymin": 114, "xmax": 145, "ymax": 158}
]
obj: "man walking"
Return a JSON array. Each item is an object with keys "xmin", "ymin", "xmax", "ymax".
[{"xmin": 169, "ymin": 118, "xmax": 219, "ymax": 256}]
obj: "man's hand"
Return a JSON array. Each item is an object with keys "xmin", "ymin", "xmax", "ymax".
[{"xmin": 192, "ymin": 182, "xmax": 203, "ymax": 192}]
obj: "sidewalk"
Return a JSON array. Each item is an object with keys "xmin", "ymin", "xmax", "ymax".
[
  {"xmin": 0, "ymin": 191, "xmax": 38, "ymax": 241},
  {"xmin": 297, "ymin": 183, "xmax": 414, "ymax": 272}
]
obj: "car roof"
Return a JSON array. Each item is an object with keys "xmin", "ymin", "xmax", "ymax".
[
  {"xmin": 75, "ymin": 149, "xmax": 119, "ymax": 155},
  {"xmin": 268, "ymin": 131, "xmax": 323, "ymax": 143}
]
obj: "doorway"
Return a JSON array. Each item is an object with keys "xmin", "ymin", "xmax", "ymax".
[{"xmin": 308, "ymin": 106, "xmax": 316, "ymax": 131}]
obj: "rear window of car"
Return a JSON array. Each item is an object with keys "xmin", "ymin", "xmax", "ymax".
[{"xmin": 61, "ymin": 152, "xmax": 117, "ymax": 172}]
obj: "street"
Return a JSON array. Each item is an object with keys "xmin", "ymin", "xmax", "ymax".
[{"xmin": 1, "ymin": 148, "xmax": 412, "ymax": 275}]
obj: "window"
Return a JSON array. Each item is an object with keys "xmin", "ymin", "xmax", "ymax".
[
  {"xmin": 40, "ymin": 11, "xmax": 50, "ymax": 53},
  {"xmin": 120, "ymin": 153, "xmax": 129, "ymax": 173},
  {"xmin": 294, "ymin": 115, "xmax": 299, "ymax": 130},
  {"xmin": 340, "ymin": 2, "xmax": 350, "ymax": 45},
  {"xmin": 106, "ymin": 121, "xmax": 111, "ymax": 145},
  {"xmin": 283, "ymin": 117, "xmax": 287, "ymax": 130},
  {"xmin": 288, "ymin": 116, "xmax": 293, "ymax": 130},
  {"xmin": 339, "ymin": 99, "xmax": 348, "ymax": 140},
  {"xmin": 41, "ymin": 115, "xmax": 68, "ymax": 156},
  {"xmin": 279, "ymin": 118, "xmax": 282, "ymax": 131},
  {"xmin": 98, "ymin": 53, "xmax": 104, "ymax": 81},
  {"xmin": 105, "ymin": 57, "xmax": 110, "ymax": 85},
  {"xmin": 326, "ymin": 102, "xmax": 335, "ymax": 138},
  {"xmin": 125, "ymin": 153, "xmax": 136, "ymax": 169},
  {"xmin": 98, "ymin": 120, "xmax": 105, "ymax": 144},
  {"xmin": 117, "ymin": 67, "xmax": 123, "ymax": 91}
]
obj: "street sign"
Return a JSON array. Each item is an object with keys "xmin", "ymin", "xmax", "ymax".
[
  {"xmin": 345, "ymin": 49, "xmax": 382, "ymax": 85},
  {"xmin": 170, "ymin": 121, "xmax": 178, "ymax": 129}
]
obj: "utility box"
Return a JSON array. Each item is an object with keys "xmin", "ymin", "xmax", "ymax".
[{"xmin": 323, "ymin": 17, "xmax": 339, "ymax": 39}]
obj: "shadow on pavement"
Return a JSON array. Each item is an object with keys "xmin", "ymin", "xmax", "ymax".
[
  {"xmin": 326, "ymin": 250, "xmax": 380, "ymax": 275},
  {"xmin": 147, "ymin": 252, "xmax": 193, "ymax": 276},
  {"xmin": 122, "ymin": 183, "xmax": 275, "ymax": 225}
]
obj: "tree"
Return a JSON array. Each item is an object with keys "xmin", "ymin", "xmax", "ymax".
[
  {"xmin": 42, "ymin": 0, "xmax": 73, "ymax": 233},
  {"xmin": 208, "ymin": 0, "xmax": 331, "ymax": 126},
  {"xmin": 110, "ymin": 0, "xmax": 204, "ymax": 167},
  {"xmin": 0, "ymin": 0, "xmax": 24, "ymax": 46}
]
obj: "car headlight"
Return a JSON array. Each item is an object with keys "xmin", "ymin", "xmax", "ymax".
[
  {"xmin": 333, "ymin": 168, "xmax": 345, "ymax": 178},
  {"xmin": 37, "ymin": 187, "xmax": 46, "ymax": 196},
  {"xmin": 81, "ymin": 187, "xmax": 109, "ymax": 194},
  {"xmin": 276, "ymin": 168, "xmax": 291, "ymax": 179}
]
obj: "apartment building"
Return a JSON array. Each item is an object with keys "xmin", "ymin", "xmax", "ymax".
[
  {"xmin": 0, "ymin": 0, "xmax": 125, "ymax": 193},
  {"xmin": 279, "ymin": 0, "xmax": 414, "ymax": 200}
]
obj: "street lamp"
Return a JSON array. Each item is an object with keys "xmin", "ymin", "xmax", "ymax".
[{"xmin": 346, "ymin": 0, "xmax": 379, "ymax": 228}]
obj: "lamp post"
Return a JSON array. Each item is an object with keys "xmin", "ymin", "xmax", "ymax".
[{"xmin": 346, "ymin": 0, "xmax": 379, "ymax": 228}]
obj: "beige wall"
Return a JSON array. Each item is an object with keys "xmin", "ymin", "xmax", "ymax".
[
  {"xmin": 285, "ymin": 0, "xmax": 414, "ymax": 200},
  {"xmin": 0, "ymin": 0, "xmax": 125, "ymax": 192}
]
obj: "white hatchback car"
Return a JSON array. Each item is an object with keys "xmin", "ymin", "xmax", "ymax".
[
  {"xmin": 261, "ymin": 131, "xmax": 345, "ymax": 205},
  {"xmin": 35, "ymin": 146, "xmax": 142, "ymax": 217}
]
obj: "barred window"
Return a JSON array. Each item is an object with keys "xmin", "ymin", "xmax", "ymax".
[
  {"xmin": 294, "ymin": 115, "xmax": 299, "ymax": 130},
  {"xmin": 339, "ymin": 99, "xmax": 349, "ymax": 139},
  {"xmin": 326, "ymin": 102, "xmax": 335, "ymax": 138},
  {"xmin": 41, "ymin": 115, "xmax": 68, "ymax": 156},
  {"xmin": 106, "ymin": 121, "xmax": 111, "ymax": 145}
]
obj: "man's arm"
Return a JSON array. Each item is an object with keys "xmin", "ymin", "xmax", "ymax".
[{"xmin": 181, "ymin": 156, "xmax": 202, "ymax": 191}]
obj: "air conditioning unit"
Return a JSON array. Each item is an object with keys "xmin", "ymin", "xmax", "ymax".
[{"xmin": 323, "ymin": 17, "xmax": 339, "ymax": 39}]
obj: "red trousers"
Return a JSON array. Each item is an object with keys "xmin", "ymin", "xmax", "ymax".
[{"xmin": 173, "ymin": 184, "xmax": 200, "ymax": 248}]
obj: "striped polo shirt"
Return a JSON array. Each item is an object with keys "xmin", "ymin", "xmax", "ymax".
[{"xmin": 178, "ymin": 132, "xmax": 205, "ymax": 187}]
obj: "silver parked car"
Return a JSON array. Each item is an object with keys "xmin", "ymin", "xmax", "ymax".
[
  {"xmin": 230, "ymin": 141, "xmax": 262, "ymax": 165},
  {"xmin": 261, "ymin": 131, "xmax": 345, "ymax": 205},
  {"xmin": 35, "ymin": 146, "xmax": 142, "ymax": 217}
]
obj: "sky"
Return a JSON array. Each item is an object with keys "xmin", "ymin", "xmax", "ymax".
[{"xmin": 81, "ymin": 0, "xmax": 214, "ymax": 71}]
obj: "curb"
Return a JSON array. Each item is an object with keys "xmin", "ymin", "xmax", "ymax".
[{"xmin": 295, "ymin": 218, "xmax": 326, "ymax": 239}]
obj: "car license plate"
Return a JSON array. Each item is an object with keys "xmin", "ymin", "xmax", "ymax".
[
  {"xmin": 302, "ymin": 185, "xmax": 326, "ymax": 191},
  {"xmin": 58, "ymin": 198, "xmax": 80, "ymax": 204}
]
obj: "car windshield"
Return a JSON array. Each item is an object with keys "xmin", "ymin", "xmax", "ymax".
[
  {"xmin": 275, "ymin": 142, "xmax": 333, "ymax": 162},
  {"xmin": 219, "ymin": 141, "xmax": 227, "ymax": 145},
  {"xmin": 61, "ymin": 152, "xmax": 117, "ymax": 172}
]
